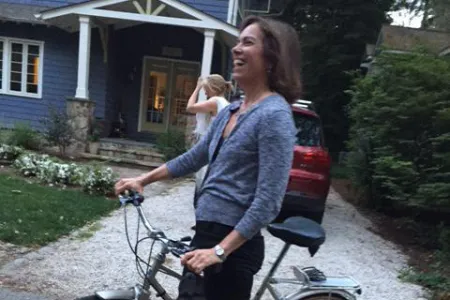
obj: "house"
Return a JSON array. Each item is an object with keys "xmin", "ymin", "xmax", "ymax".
[
  {"xmin": 361, "ymin": 24, "xmax": 450, "ymax": 73},
  {"xmin": 0, "ymin": 0, "xmax": 246, "ymax": 158}
]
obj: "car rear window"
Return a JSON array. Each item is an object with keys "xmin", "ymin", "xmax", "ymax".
[{"xmin": 293, "ymin": 113, "xmax": 322, "ymax": 146}]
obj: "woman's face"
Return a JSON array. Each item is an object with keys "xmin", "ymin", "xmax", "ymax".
[
  {"xmin": 203, "ymin": 84, "xmax": 214, "ymax": 98},
  {"xmin": 231, "ymin": 23, "xmax": 266, "ymax": 85}
]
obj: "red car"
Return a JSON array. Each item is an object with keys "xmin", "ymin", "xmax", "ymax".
[{"xmin": 276, "ymin": 100, "xmax": 332, "ymax": 224}]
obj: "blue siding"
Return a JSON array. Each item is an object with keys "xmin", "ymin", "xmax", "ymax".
[
  {"xmin": 0, "ymin": 0, "xmax": 86, "ymax": 8},
  {"xmin": 0, "ymin": 0, "xmax": 229, "ymax": 22},
  {"xmin": 180, "ymin": 0, "xmax": 229, "ymax": 22},
  {"xmin": 0, "ymin": 22, "xmax": 107, "ymax": 130}
]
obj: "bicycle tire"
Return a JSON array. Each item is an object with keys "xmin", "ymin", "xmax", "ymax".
[{"xmin": 297, "ymin": 294, "xmax": 347, "ymax": 300}]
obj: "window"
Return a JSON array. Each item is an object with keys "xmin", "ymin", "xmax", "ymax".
[
  {"xmin": 293, "ymin": 113, "xmax": 323, "ymax": 147},
  {"xmin": 0, "ymin": 37, "xmax": 44, "ymax": 98}
]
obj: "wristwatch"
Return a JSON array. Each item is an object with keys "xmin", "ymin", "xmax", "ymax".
[{"xmin": 214, "ymin": 245, "xmax": 226, "ymax": 262}]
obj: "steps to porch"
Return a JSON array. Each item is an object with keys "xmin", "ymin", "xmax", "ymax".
[{"xmin": 81, "ymin": 138, "xmax": 164, "ymax": 168}]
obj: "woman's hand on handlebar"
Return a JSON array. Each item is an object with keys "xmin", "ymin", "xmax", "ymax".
[
  {"xmin": 114, "ymin": 177, "xmax": 145, "ymax": 195},
  {"xmin": 180, "ymin": 248, "xmax": 222, "ymax": 274}
]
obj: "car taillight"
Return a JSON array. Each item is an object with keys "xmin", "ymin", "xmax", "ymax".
[{"xmin": 293, "ymin": 147, "xmax": 331, "ymax": 172}]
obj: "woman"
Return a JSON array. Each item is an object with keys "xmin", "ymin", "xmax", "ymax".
[
  {"xmin": 186, "ymin": 74, "xmax": 231, "ymax": 123},
  {"xmin": 185, "ymin": 74, "xmax": 231, "ymax": 212},
  {"xmin": 115, "ymin": 15, "xmax": 302, "ymax": 300}
]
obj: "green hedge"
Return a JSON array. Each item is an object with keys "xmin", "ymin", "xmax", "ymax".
[{"xmin": 346, "ymin": 50, "xmax": 450, "ymax": 215}]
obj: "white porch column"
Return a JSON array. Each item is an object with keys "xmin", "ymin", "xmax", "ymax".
[
  {"xmin": 199, "ymin": 29, "xmax": 216, "ymax": 102},
  {"xmin": 75, "ymin": 16, "xmax": 92, "ymax": 99},
  {"xmin": 192, "ymin": 29, "xmax": 216, "ymax": 141}
]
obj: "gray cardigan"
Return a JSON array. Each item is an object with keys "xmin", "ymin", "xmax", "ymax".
[{"xmin": 166, "ymin": 94, "xmax": 296, "ymax": 239}]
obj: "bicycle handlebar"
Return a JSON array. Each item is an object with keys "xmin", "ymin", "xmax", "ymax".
[{"xmin": 119, "ymin": 190, "xmax": 195, "ymax": 257}]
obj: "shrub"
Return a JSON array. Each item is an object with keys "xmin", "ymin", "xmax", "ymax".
[
  {"xmin": 155, "ymin": 129, "xmax": 187, "ymax": 161},
  {"xmin": 7, "ymin": 123, "xmax": 41, "ymax": 150},
  {"xmin": 13, "ymin": 153, "xmax": 82, "ymax": 185},
  {"xmin": 346, "ymin": 51, "xmax": 450, "ymax": 212},
  {"xmin": 0, "ymin": 144, "xmax": 24, "ymax": 162},
  {"xmin": 88, "ymin": 118, "xmax": 104, "ymax": 143},
  {"xmin": 40, "ymin": 106, "xmax": 75, "ymax": 156},
  {"xmin": 81, "ymin": 165, "xmax": 118, "ymax": 196},
  {"xmin": 12, "ymin": 153, "xmax": 117, "ymax": 195}
]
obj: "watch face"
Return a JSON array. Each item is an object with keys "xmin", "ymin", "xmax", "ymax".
[{"xmin": 215, "ymin": 246, "xmax": 224, "ymax": 256}]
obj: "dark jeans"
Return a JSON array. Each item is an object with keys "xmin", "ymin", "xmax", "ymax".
[{"xmin": 181, "ymin": 221, "xmax": 265, "ymax": 300}]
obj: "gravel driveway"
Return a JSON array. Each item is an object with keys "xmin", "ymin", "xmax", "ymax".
[{"xmin": 0, "ymin": 166, "xmax": 426, "ymax": 300}]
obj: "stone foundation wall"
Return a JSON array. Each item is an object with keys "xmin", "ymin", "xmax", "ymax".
[{"xmin": 66, "ymin": 98, "xmax": 95, "ymax": 155}]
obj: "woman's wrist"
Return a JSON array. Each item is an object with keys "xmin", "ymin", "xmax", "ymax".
[{"xmin": 137, "ymin": 173, "xmax": 151, "ymax": 187}]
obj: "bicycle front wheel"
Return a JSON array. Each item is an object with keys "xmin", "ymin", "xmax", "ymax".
[{"xmin": 298, "ymin": 294, "xmax": 348, "ymax": 300}]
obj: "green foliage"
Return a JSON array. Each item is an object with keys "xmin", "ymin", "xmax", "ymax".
[
  {"xmin": 347, "ymin": 51, "xmax": 450, "ymax": 296},
  {"xmin": 88, "ymin": 118, "xmax": 104, "ymax": 142},
  {"xmin": 12, "ymin": 152, "xmax": 118, "ymax": 196},
  {"xmin": 81, "ymin": 165, "xmax": 119, "ymax": 196},
  {"xmin": 330, "ymin": 163, "xmax": 350, "ymax": 179},
  {"xmin": 0, "ymin": 144, "xmax": 24, "ymax": 162},
  {"xmin": 7, "ymin": 123, "xmax": 41, "ymax": 151},
  {"xmin": 40, "ymin": 106, "xmax": 75, "ymax": 156},
  {"xmin": 347, "ymin": 51, "xmax": 450, "ymax": 213},
  {"xmin": 155, "ymin": 129, "xmax": 187, "ymax": 161},
  {"xmin": 393, "ymin": 0, "xmax": 450, "ymax": 30},
  {"xmin": 280, "ymin": 0, "xmax": 393, "ymax": 154},
  {"xmin": 0, "ymin": 129, "xmax": 8, "ymax": 144},
  {"xmin": 399, "ymin": 266, "xmax": 450, "ymax": 293}
]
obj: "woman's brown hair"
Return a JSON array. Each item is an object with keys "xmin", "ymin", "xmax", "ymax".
[{"xmin": 239, "ymin": 15, "xmax": 302, "ymax": 104}]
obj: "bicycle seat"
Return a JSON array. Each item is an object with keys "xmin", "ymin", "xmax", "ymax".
[{"xmin": 267, "ymin": 216, "xmax": 325, "ymax": 249}]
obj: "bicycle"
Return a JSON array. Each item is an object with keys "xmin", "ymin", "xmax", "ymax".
[{"xmin": 77, "ymin": 191, "xmax": 363, "ymax": 300}]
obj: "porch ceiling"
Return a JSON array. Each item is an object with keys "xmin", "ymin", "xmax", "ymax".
[{"xmin": 34, "ymin": 0, "xmax": 238, "ymax": 47}]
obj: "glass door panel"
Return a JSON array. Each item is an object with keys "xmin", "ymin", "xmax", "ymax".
[
  {"xmin": 140, "ymin": 59, "xmax": 171, "ymax": 132},
  {"xmin": 169, "ymin": 62, "xmax": 199, "ymax": 131}
]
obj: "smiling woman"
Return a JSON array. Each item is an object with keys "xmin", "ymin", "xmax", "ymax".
[{"xmin": 114, "ymin": 15, "xmax": 303, "ymax": 300}]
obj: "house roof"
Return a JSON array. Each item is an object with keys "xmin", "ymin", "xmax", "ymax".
[
  {"xmin": 0, "ymin": 3, "xmax": 47, "ymax": 25},
  {"xmin": 35, "ymin": 0, "xmax": 238, "ymax": 46},
  {"xmin": 378, "ymin": 24, "xmax": 450, "ymax": 55}
]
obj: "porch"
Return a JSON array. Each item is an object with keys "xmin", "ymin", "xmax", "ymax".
[
  {"xmin": 35, "ymin": 0, "xmax": 238, "ymax": 162},
  {"xmin": 81, "ymin": 137, "xmax": 164, "ymax": 168},
  {"xmin": 104, "ymin": 22, "xmax": 228, "ymax": 143}
]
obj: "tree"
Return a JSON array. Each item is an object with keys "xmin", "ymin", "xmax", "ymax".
[
  {"xmin": 392, "ymin": 0, "xmax": 433, "ymax": 28},
  {"xmin": 346, "ymin": 51, "xmax": 450, "ymax": 213},
  {"xmin": 393, "ymin": 0, "xmax": 450, "ymax": 30},
  {"xmin": 279, "ymin": 0, "xmax": 394, "ymax": 156},
  {"xmin": 433, "ymin": 0, "xmax": 450, "ymax": 30}
]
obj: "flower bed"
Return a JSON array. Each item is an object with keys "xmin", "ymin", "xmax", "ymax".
[
  {"xmin": 0, "ymin": 144, "xmax": 24, "ymax": 162},
  {"xmin": 1, "ymin": 144, "xmax": 118, "ymax": 196}
]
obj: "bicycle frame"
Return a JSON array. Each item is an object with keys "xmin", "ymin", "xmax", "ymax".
[{"xmin": 87, "ymin": 195, "xmax": 361, "ymax": 300}]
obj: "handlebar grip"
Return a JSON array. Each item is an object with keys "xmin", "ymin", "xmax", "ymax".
[
  {"xmin": 180, "ymin": 236, "xmax": 192, "ymax": 242},
  {"xmin": 119, "ymin": 190, "xmax": 144, "ymax": 205}
]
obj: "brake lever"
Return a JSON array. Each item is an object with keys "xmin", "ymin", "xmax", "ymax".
[{"xmin": 169, "ymin": 238, "xmax": 196, "ymax": 257}]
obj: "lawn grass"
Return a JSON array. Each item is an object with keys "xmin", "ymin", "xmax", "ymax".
[{"xmin": 0, "ymin": 173, "xmax": 118, "ymax": 246}]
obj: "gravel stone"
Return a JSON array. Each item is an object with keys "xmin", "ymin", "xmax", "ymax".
[{"xmin": 0, "ymin": 166, "xmax": 427, "ymax": 300}]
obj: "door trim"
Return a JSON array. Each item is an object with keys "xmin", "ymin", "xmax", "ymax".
[{"xmin": 138, "ymin": 56, "xmax": 200, "ymax": 133}]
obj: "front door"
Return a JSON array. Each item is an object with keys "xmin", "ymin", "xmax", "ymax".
[{"xmin": 139, "ymin": 57, "xmax": 199, "ymax": 133}]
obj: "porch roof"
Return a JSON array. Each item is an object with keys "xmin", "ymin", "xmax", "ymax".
[
  {"xmin": 34, "ymin": 0, "xmax": 239, "ymax": 46},
  {"xmin": 0, "ymin": 3, "xmax": 46, "ymax": 25}
]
